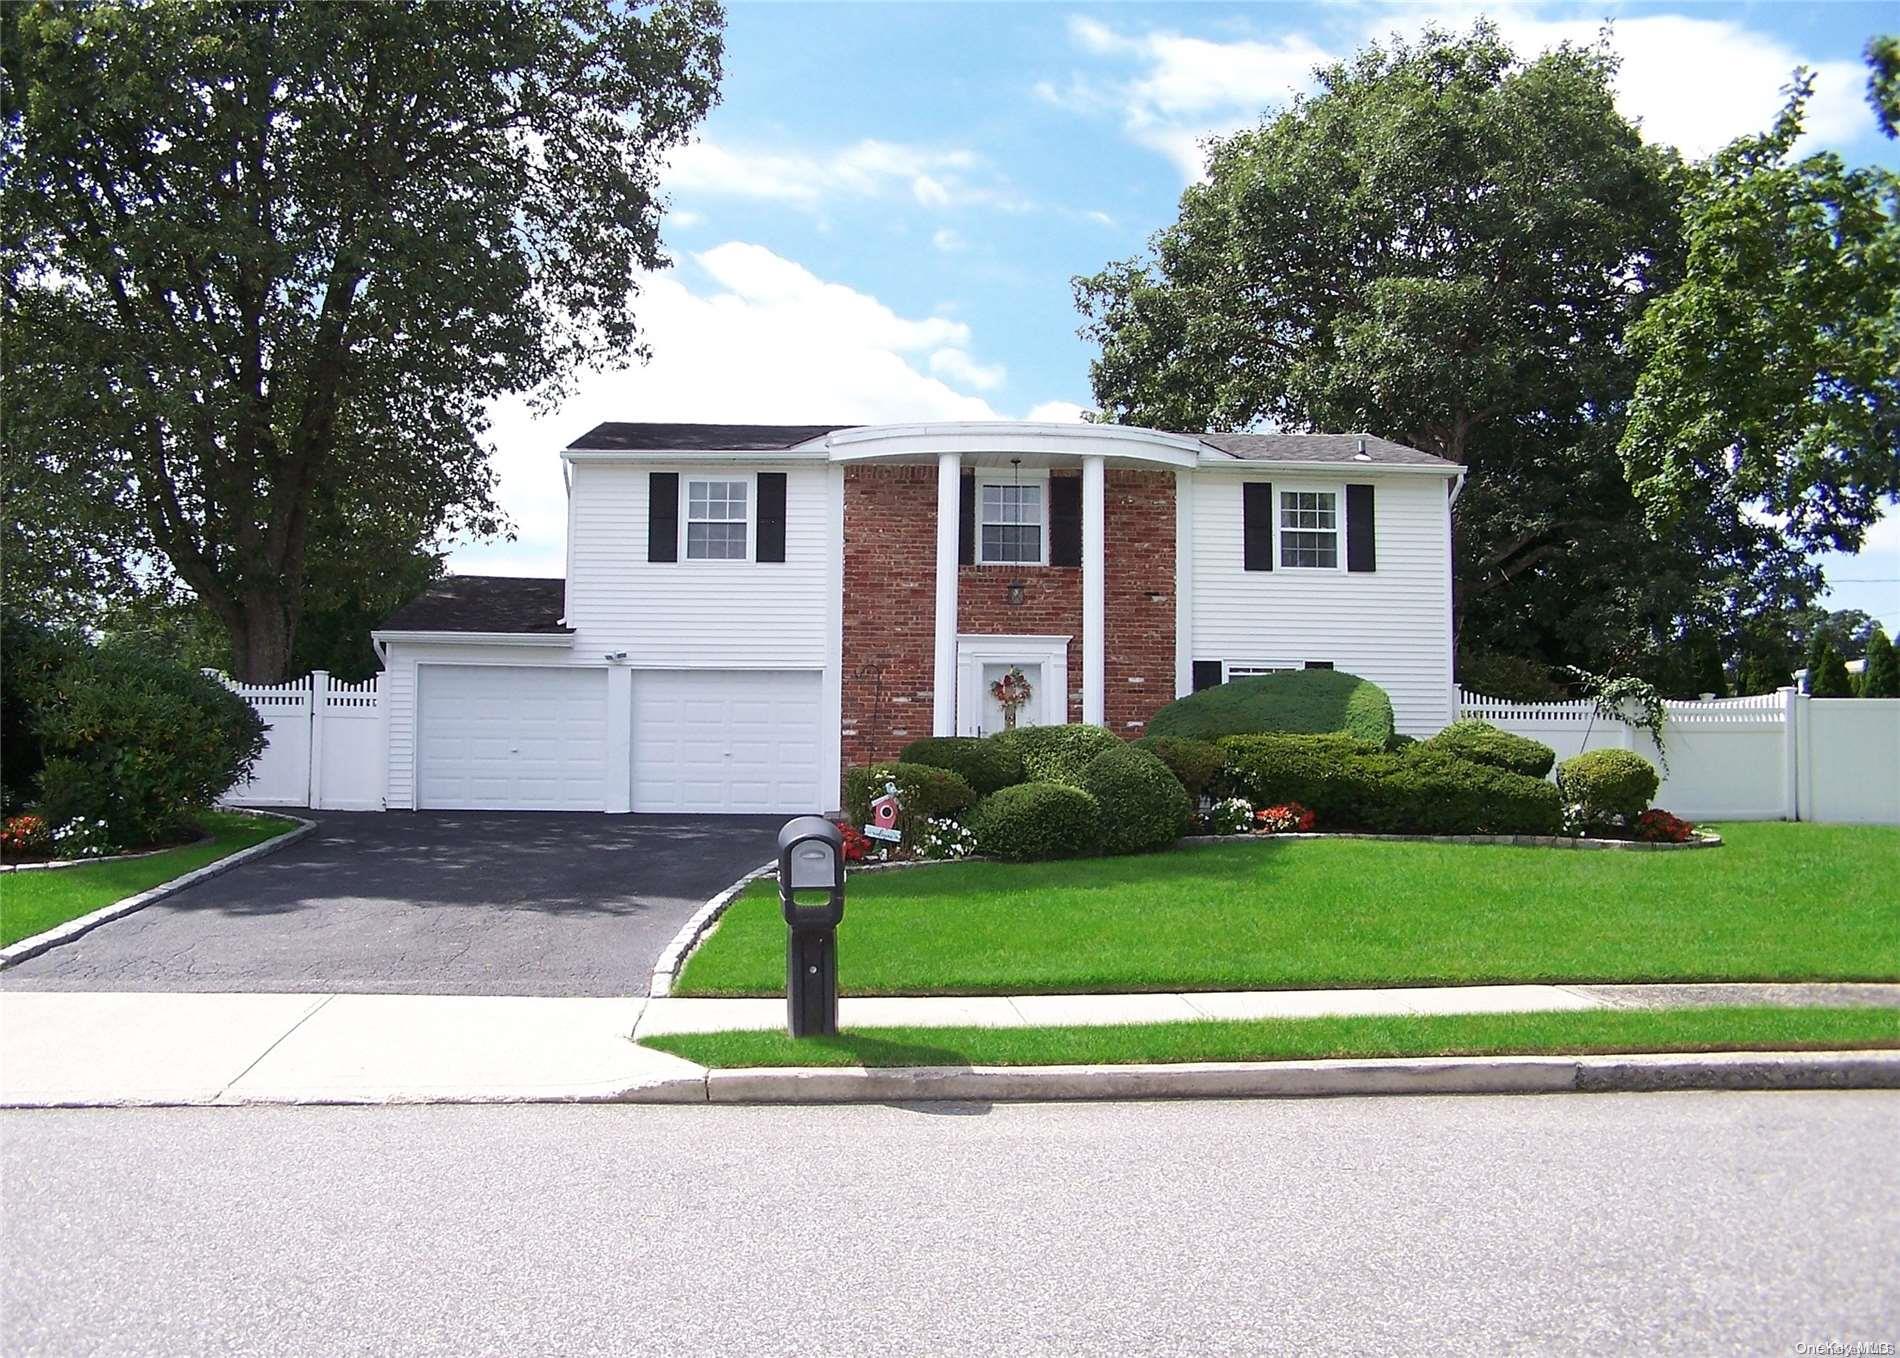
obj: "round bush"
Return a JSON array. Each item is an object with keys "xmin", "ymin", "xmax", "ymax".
[
  {"xmin": 896, "ymin": 735, "xmax": 1024, "ymax": 796},
  {"xmin": 1145, "ymin": 669, "xmax": 1395, "ymax": 746},
  {"xmin": 970, "ymin": 782, "xmax": 1101, "ymax": 861},
  {"xmin": 1421, "ymin": 719, "xmax": 1556, "ymax": 779},
  {"xmin": 1130, "ymin": 735, "xmax": 1224, "ymax": 801},
  {"xmin": 1079, "ymin": 745, "xmax": 1192, "ymax": 855},
  {"xmin": 989, "ymin": 723, "xmax": 1120, "ymax": 787},
  {"xmin": 32, "ymin": 642, "xmax": 267, "ymax": 845},
  {"xmin": 1555, "ymin": 748, "xmax": 1660, "ymax": 821},
  {"xmin": 843, "ymin": 762, "xmax": 976, "ymax": 847}
]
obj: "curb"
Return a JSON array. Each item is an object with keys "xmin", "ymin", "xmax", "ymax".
[
  {"xmin": 699, "ymin": 1049, "xmax": 1900, "ymax": 1104},
  {"xmin": 0, "ymin": 811, "xmax": 316, "ymax": 970},
  {"xmin": 1175, "ymin": 829, "xmax": 1723, "ymax": 852},
  {"xmin": 647, "ymin": 861, "xmax": 777, "ymax": 998}
]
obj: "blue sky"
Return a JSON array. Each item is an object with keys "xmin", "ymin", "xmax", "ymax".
[{"xmin": 462, "ymin": 0, "xmax": 1900, "ymax": 631}]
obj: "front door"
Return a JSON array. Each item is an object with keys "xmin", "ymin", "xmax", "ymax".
[{"xmin": 954, "ymin": 636, "xmax": 1070, "ymax": 737}]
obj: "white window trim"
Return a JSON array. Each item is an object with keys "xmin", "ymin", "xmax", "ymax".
[
  {"xmin": 681, "ymin": 474, "xmax": 755, "ymax": 563},
  {"xmin": 1276, "ymin": 483, "xmax": 1346, "ymax": 573},
  {"xmin": 975, "ymin": 468, "xmax": 1050, "ymax": 567},
  {"xmin": 954, "ymin": 633, "xmax": 1070, "ymax": 735},
  {"xmin": 1221, "ymin": 661, "xmax": 1297, "ymax": 682}
]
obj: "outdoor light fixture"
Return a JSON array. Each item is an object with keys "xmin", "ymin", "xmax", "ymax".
[{"xmin": 1006, "ymin": 580, "xmax": 1026, "ymax": 607}]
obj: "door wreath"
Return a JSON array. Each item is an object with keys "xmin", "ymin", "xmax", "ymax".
[{"xmin": 990, "ymin": 666, "xmax": 1034, "ymax": 730}]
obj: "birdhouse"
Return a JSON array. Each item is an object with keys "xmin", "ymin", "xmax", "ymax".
[{"xmin": 866, "ymin": 780, "xmax": 903, "ymax": 842}]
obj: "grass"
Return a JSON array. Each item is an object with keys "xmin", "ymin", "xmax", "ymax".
[
  {"xmin": 672, "ymin": 822, "xmax": 1900, "ymax": 997},
  {"xmin": 0, "ymin": 811, "xmax": 294, "ymax": 948},
  {"xmin": 644, "ymin": 1005, "xmax": 1900, "ymax": 1069}
]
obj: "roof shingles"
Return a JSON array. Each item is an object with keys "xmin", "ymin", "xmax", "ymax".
[{"xmin": 379, "ymin": 575, "xmax": 570, "ymax": 635}]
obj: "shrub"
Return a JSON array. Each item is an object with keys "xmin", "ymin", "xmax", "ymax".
[
  {"xmin": 970, "ymin": 782, "xmax": 1101, "ymax": 861},
  {"xmin": 1145, "ymin": 669, "xmax": 1395, "ymax": 746},
  {"xmin": 1861, "ymin": 628, "xmax": 1899, "ymax": 698},
  {"xmin": 989, "ymin": 723, "xmax": 1120, "ymax": 787},
  {"xmin": 32, "ymin": 644, "xmax": 266, "ymax": 846},
  {"xmin": 0, "ymin": 612, "xmax": 79, "ymax": 814},
  {"xmin": 1421, "ymin": 719, "xmax": 1556, "ymax": 778},
  {"xmin": 914, "ymin": 816, "xmax": 978, "ymax": 861},
  {"xmin": 896, "ymin": 735, "xmax": 1025, "ymax": 796},
  {"xmin": 1077, "ymin": 744, "xmax": 1191, "ymax": 855},
  {"xmin": 843, "ymin": 762, "xmax": 977, "ymax": 848},
  {"xmin": 1555, "ymin": 748, "xmax": 1660, "ymax": 822},
  {"xmin": 1805, "ymin": 637, "xmax": 1855, "ymax": 698},
  {"xmin": 1131, "ymin": 735, "xmax": 1224, "ymax": 801},
  {"xmin": 0, "ymin": 813, "xmax": 50, "ymax": 859},
  {"xmin": 1206, "ymin": 796, "xmax": 1253, "ymax": 835},
  {"xmin": 1220, "ymin": 734, "xmax": 1562, "ymax": 836},
  {"xmin": 1634, "ymin": 809, "xmax": 1695, "ymax": 844}
]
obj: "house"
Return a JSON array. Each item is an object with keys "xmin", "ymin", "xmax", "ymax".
[{"xmin": 371, "ymin": 421, "xmax": 1464, "ymax": 814}]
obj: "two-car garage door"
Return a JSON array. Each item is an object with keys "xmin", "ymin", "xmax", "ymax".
[{"xmin": 415, "ymin": 665, "xmax": 822, "ymax": 813}]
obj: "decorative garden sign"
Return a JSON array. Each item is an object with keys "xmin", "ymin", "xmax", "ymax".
[
  {"xmin": 990, "ymin": 666, "xmax": 1033, "ymax": 731},
  {"xmin": 866, "ymin": 781, "xmax": 904, "ymax": 843}
]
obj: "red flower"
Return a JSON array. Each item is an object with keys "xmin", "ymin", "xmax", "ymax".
[
  {"xmin": 1634, "ymin": 809, "xmax": 1694, "ymax": 844},
  {"xmin": 836, "ymin": 822, "xmax": 872, "ymax": 862},
  {"xmin": 1254, "ymin": 802, "xmax": 1316, "ymax": 834}
]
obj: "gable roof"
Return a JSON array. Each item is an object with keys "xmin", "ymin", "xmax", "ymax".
[
  {"xmin": 563, "ymin": 421, "xmax": 1453, "ymax": 468},
  {"xmin": 1194, "ymin": 432, "xmax": 1451, "ymax": 467},
  {"xmin": 568, "ymin": 422, "xmax": 854, "ymax": 451},
  {"xmin": 379, "ymin": 575, "xmax": 570, "ymax": 634}
]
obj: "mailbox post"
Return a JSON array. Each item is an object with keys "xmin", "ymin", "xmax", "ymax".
[{"xmin": 777, "ymin": 816, "xmax": 845, "ymax": 1037}]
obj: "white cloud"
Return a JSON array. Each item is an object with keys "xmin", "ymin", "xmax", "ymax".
[
  {"xmin": 1025, "ymin": 400, "xmax": 1090, "ymax": 423},
  {"xmin": 667, "ymin": 209, "xmax": 704, "ymax": 229},
  {"xmin": 929, "ymin": 347, "xmax": 1007, "ymax": 392},
  {"xmin": 451, "ymin": 244, "xmax": 1005, "ymax": 575},
  {"xmin": 1048, "ymin": 8, "xmax": 1877, "ymax": 181},
  {"xmin": 665, "ymin": 137, "xmax": 1023, "ymax": 213},
  {"xmin": 932, "ymin": 226, "xmax": 966, "ymax": 252}
]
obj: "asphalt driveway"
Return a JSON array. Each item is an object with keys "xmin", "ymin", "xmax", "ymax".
[{"xmin": 0, "ymin": 812, "xmax": 784, "ymax": 997}]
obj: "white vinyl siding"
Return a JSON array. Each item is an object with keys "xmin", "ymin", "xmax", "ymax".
[
  {"xmin": 1190, "ymin": 472, "xmax": 1454, "ymax": 736},
  {"xmin": 564, "ymin": 462, "xmax": 830, "ymax": 666}
]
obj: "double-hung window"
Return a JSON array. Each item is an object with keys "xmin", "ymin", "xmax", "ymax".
[
  {"xmin": 1279, "ymin": 490, "xmax": 1339, "ymax": 569},
  {"xmin": 686, "ymin": 479, "xmax": 748, "ymax": 560},
  {"xmin": 980, "ymin": 482, "xmax": 1043, "ymax": 564}
]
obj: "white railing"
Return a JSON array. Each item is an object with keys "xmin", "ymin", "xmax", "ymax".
[
  {"xmin": 1455, "ymin": 686, "xmax": 1898, "ymax": 825},
  {"xmin": 217, "ymin": 670, "xmax": 385, "ymax": 811}
]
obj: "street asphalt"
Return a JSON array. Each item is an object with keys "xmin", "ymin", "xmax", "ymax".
[
  {"xmin": 0, "ymin": 810, "xmax": 783, "ymax": 997},
  {"xmin": 4, "ymin": 1092, "xmax": 1895, "ymax": 1355}
]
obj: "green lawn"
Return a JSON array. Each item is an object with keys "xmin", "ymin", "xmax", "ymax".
[
  {"xmin": 672, "ymin": 822, "xmax": 1900, "ymax": 997},
  {"xmin": 0, "ymin": 811, "xmax": 295, "ymax": 948},
  {"xmin": 645, "ymin": 1005, "xmax": 1900, "ymax": 1069}
]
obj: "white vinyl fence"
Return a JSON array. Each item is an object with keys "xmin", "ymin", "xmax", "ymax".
[
  {"xmin": 1458, "ymin": 688, "xmax": 1900, "ymax": 825},
  {"xmin": 218, "ymin": 671, "xmax": 385, "ymax": 811}
]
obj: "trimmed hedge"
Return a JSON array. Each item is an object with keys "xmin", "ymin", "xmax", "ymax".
[
  {"xmin": 1555, "ymin": 749, "xmax": 1659, "ymax": 821},
  {"xmin": 1144, "ymin": 669, "xmax": 1396, "ymax": 747},
  {"xmin": 32, "ymin": 642, "xmax": 267, "ymax": 845},
  {"xmin": 1131, "ymin": 735, "xmax": 1224, "ymax": 801},
  {"xmin": 1078, "ymin": 745, "xmax": 1191, "ymax": 855},
  {"xmin": 989, "ymin": 723, "xmax": 1121, "ymax": 787},
  {"xmin": 1220, "ymin": 735, "xmax": 1562, "ymax": 837},
  {"xmin": 843, "ymin": 762, "xmax": 977, "ymax": 848},
  {"xmin": 970, "ymin": 782, "xmax": 1101, "ymax": 861},
  {"xmin": 1421, "ymin": 719, "xmax": 1556, "ymax": 779},
  {"xmin": 896, "ymin": 735, "xmax": 1024, "ymax": 796}
]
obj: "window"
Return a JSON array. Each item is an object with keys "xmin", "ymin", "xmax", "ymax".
[
  {"xmin": 1279, "ymin": 490, "xmax": 1339, "ymax": 569},
  {"xmin": 980, "ymin": 482, "xmax": 1043, "ymax": 564},
  {"xmin": 1225, "ymin": 663, "xmax": 1294, "ymax": 680},
  {"xmin": 686, "ymin": 479, "xmax": 748, "ymax": 560}
]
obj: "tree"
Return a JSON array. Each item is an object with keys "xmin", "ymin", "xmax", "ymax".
[
  {"xmin": 1738, "ymin": 648, "xmax": 1794, "ymax": 697},
  {"xmin": 1620, "ymin": 65, "xmax": 1900, "ymax": 560},
  {"xmin": 2, "ymin": 0, "xmax": 723, "ymax": 679},
  {"xmin": 1870, "ymin": 35, "xmax": 1900, "ymax": 137},
  {"xmin": 1861, "ymin": 627, "xmax": 1900, "ymax": 697},
  {"xmin": 1072, "ymin": 24, "xmax": 1804, "ymax": 679},
  {"xmin": 1805, "ymin": 635, "xmax": 1855, "ymax": 698}
]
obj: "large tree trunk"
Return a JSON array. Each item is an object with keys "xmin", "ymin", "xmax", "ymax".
[{"xmin": 228, "ymin": 590, "xmax": 296, "ymax": 684}]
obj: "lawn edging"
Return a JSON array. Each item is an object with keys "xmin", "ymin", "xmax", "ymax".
[
  {"xmin": 1177, "ymin": 829, "xmax": 1724, "ymax": 852},
  {"xmin": 0, "ymin": 810, "xmax": 314, "ymax": 969},
  {"xmin": 700, "ymin": 1048, "xmax": 1900, "ymax": 1104},
  {"xmin": 648, "ymin": 859, "xmax": 777, "ymax": 998}
]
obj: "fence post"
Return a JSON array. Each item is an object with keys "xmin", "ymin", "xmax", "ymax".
[
  {"xmin": 1779, "ymin": 685, "xmax": 1800, "ymax": 821},
  {"xmin": 307, "ymin": 671, "xmax": 328, "ymax": 811}
]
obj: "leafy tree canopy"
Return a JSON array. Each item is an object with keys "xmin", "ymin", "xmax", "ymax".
[{"xmin": 2, "ymin": 0, "xmax": 723, "ymax": 679}]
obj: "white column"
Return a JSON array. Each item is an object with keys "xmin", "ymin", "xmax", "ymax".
[
  {"xmin": 933, "ymin": 451, "xmax": 961, "ymax": 736},
  {"xmin": 1082, "ymin": 455, "xmax": 1106, "ymax": 727}
]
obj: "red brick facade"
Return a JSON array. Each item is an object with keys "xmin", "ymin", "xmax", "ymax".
[{"xmin": 840, "ymin": 463, "xmax": 1178, "ymax": 768}]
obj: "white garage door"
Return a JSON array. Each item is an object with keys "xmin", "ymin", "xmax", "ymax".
[
  {"xmin": 417, "ymin": 665, "xmax": 609, "ymax": 811},
  {"xmin": 632, "ymin": 670, "xmax": 823, "ymax": 814}
]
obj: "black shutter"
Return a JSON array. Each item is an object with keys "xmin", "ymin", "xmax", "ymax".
[
  {"xmin": 1192, "ymin": 660, "xmax": 1224, "ymax": 691},
  {"xmin": 1049, "ymin": 476, "xmax": 1082, "ymax": 566},
  {"xmin": 756, "ymin": 472, "xmax": 787, "ymax": 563},
  {"xmin": 958, "ymin": 473, "xmax": 975, "ymax": 565},
  {"xmin": 1242, "ymin": 482, "xmax": 1274, "ymax": 571},
  {"xmin": 648, "ymin": 472, "xmax": 678, "ymax": 563},
  {"xmin": 1346, "ymin": 484, "xmax": 1376, "ymax": 572}
]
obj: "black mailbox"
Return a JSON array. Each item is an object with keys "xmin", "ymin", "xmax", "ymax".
[{"xmin": 777, "ymin": 816, "xmax": 845, "ymax": 1037}]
